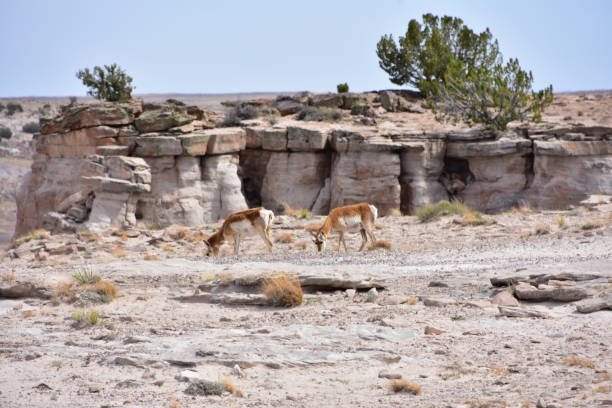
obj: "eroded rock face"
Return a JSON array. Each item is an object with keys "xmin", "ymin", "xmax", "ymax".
[
  {"xmin": 260, "ymin": 152, "xmax": 331, "ymax": 213},
  {"xmin": 525, "ymin": 140, "xmax": 612, "ymax": 209},
  {"xmin": 330, "ymin": 151, "xmax": 401, "ymax": 215}
]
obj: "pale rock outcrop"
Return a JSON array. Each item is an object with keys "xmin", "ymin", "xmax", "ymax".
[
  {"xmin": 201, "ymin": 154, "xmax": 248, "ymax": 220},
  {"xmin": 446, "ymin": 139, "xmax": 532, "ymax": 212},
  {"xmin": 525, "ymin": 140, "xmax": 612, "ymax": 209},
  {"xmin": 400, "ymin": 140, "xmax": 448, "ymax": 214},
  {"xmin": 260, "ymin": 152, "xmax": 331, "ymax": 213},
  {"xmin": 330, "ymin": 151, "xmax": 401, "ymax": 215}
]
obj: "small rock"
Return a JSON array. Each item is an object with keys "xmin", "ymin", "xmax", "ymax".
[
  {"xmin": 141, "ymin": 368, "xmax": 156, "ymax": 379},
  {"xmin": 33, "ymin": 383, "xmax": 52, "ymax": 391},
  {"xmin": 115, "ymin": 379, "xmax": 143, "ymax": 389},
  {"xmin": 381, "ymin": 295, "xmax": 405, "ymax": 306},
  {"xmin": 88, "ymin": 385, "xmax": 101, "ymax": 393},
  {"xmin": 149, "ymin": 361, "xmax": 168, "ymax": 369},
  {"xmin": 231, "ymin": 364, "xmax": 245, "ymax": 378},
  {"xmin": 576, "ymin": 295, "xmax": 612, "ymax": 313},
  {"xmin": 428, "ymin": 281, "xmax": 449, "ymax": 288},
  {"xmin": 175, "ymin": 370, "xmax": 201, "ymax": 383},
  {"xmin": 113, "ymin": 356, "xmax": 144, "ymax": 368},
  {"xmin": 424, "ymin": 326, "xmax": 445, "ymax": 335},
  {"xmin": 345, "ymin": 289, "xmax": 356, "ymax": 298},
  {"xmin": 36, "ymin": 250, "xmax": 49, "ymax": 261},
  {"xmin": 463, "ymin": 299, "xmax": 493, "ymax": 309},
  {"xmin": 166, "ymin": 359, "xmax": 197, "ymax": 368},
  {"xmin": 491, "ymin": 290, "xmax": 520, "ymax": 307},
  {"xmin": 378, "ymin": 371, "xmax": 402, "ymax": 379},
  {"xmin": 422, "ymin": 297, "xmax": 456, "ymax": 307},
  {"xmin": 498, "ymin": 306, "xmax": 549, "ymax": 319},
  {"xmin": 123, "ymin": 336, "xmax": 151, "ymax": 344},
  {"xmin": 548, "ymin": 280, "xmax": 576, "ymax": 287},
  {"xmin": 286, "ymin": 394, "xmax": 298, "ymax": 401}
]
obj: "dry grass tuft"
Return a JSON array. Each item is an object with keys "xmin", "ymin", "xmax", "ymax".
[
  {"xmin": 22, "ymin": 310, "xmax": 36, "ymax": 318},
  {"xmin": 534, "ymin": 224, "xmax": 550, "ymax": 235},
  {"xmin": 263, "ymin": 272, "xmax": 303, "ymax": 307},
  {"xmin": 52, "ymin": 282, "xmax": 77, "ymax": 302},
  {"xmin": 415, "ymin": 200, "xmax": 475, "ymax": 223},
  {"xmin": 563, "ymin": 356, "xmax": 596, "ymax": 369},
  {"xmin": 283, "ymin": 203, "xmax": 311, "ymax": 218},
  {"xmin": 596, "ymin": 385, "xmax": 612, "ymax": 393},
  {"xmin": 388, "ymin": 379, "xmax": 422, "ymax": 395},
  {"xmin": 406, "ymin": 297, "xmax": 418, "ymax": 305},
  {"xmin": 144, "ymin": 254, "xmax": 159, "ymax": 261},
  {"xmin": 13, "ymin": 229, "xmax": 49, "ymax": 247},
  {"xmin": 111, "ymin": 247, "xmax": 127, "ymax": 258},
  {"xmin": 160, "ymin": 244, "xmax": 174, "ymax": 252},
  {"xmin": 0, "ymin": 272, "xmax": 16, "ymax": 282},
  {"xmin": 295, "ymin": 241, "xmax": 308, "ymax": 250},
  {"xmin": 94, "ymin": 280, "xmax": 118, "ymax": 299},
  {"xmin": 556, "ymin": 215, "xmax": 566, "ymax": 228},
  {"xmin": 488, "ymin": 364, "xmax": 509, "ymax": 376},
  {"xmin": 113, "ymin": 230, "xmax": 129, "ymax": 241},
  {"xmin": 276, "ymin": 232, "xmax": 293, "ymax": 244},
  {"xmin": 389, "ymin": 208, "xmax": 403, "ymax": 217},
  {"xmin": 368, "ymin": 240, "xmax": 392, "ymax": 250},
  {"xmin": 221, "ymin": 378, "xmax": 244, "ymax": 397},
  {"xmin": 168, "ymin": 398, "xmax": 182, "ymax": 408}
]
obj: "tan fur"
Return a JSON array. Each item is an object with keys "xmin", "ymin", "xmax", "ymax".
[
  {"xmin": 206, "ymin": 207, "xmax": 274, "ymax": 256},
  {"xmin": 309, "ymin": 203, "xmax": 378, "ymax": 252}
]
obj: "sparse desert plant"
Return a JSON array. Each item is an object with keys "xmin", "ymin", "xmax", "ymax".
[
  {"xmin": 13, "ymin": 229, "xmax": 49, "ymax": 247},
  {"xmin": 297, "ymin": 106, "xmax": 342, "ymax": 122},
  {"xmin": 168, "ymin": 398, "xmax": 182, "ymax": 408},
  {"xmin": 160, "ymin": 243, "xmax": 174, "ymax": 252},
  {"xmin": 563, "ymin": 356, "xmax": 595, "ymax": 369},
  {"xmin": 283, "ymin": 203, "xmax": 312, "ymax": 218},
  {"xmin": 73, "ymin": 266, "xmax": 101, "ymax": 284},
  {"xmin": 337, "ymin": 82, "xmax": 349, "ymax": 93},
  {"xmin": 0, "ymin": 127, "xmax": 9, "ymax": 140},
  {"xmin": 295, "ymin": 241, "xmax": 308, "ymax": 250},
  {"xmin": 556, "ymin": 215, "xmax": 566, "ymax": 228},
  {"xmin": 388, "ymin": 379, "xmax": 422, "ymax": 395},
  {"xmin": 111, "ymin": 247, "xmax": 127, "ymax": 258},
  {"xmin": 87, "ymin": 310, "xmax": 101, "ymax": 325},
  {"xmin": 143, "ymin": 254, "xmax": 159, "ymax": 261},
  {"xmin": 221, "ymin": 378, "xmax": 244, "ymax": 397},
  {"xmin": 0, "ymin": 272, "xmax": 16, "ymax": 282},
  {"xmin": 276, "ymin": 232, "xmax": 293, "ymax": 244},
  {"xmin": 94, "ymin": 280, "xmax": 118, "ymax": 300},
  {"xmin": 263, "ymin": 272, "xmax": 303, "ymax": 307},
  {"xmin": 581, "ymin": 221, "xmax": 602, "ymax": 230},
  {"xmin": 368, "ymin": 240, "xmax": 392, "ymax": 250},
  {"xmin": 415, "ymin": 200, "xmax": 474, "ymax": 223},
  {"xmin": 22, "ymin": 310, "xmax": 36, "ymax": 318},
  {"xmin": 365, "ymin": 292, "xmax": 378, "ymax": 303},
  {"xmin": 534, "ymin": 224, "xmax": 550, "ymax": 235},
  {"xmin": 5, "ymin": 102, "xmax": 23, "ymax": 116},
  {"xmin": 22, "ymin": 121, "xmax": 40, "ymax": 134},
  {"xmin": 184, "ymin": 380, "xmax": 226, "ymax": 396},
  {"xmin": 76, "ymin": 63, "xmax": 134, "ymax": 101},
  {"xmin": 406, "ymin": 297, "xmax": 418, "ymax": 305},
  {"xmin": 389, "ymin": 208, "xmax": 402, "ymax": 217},
  {"xmin": 52, "ymin": 282, "xmax": 77, "ymax": 302},
  {"xmin": 222, "ymin": 102, "xmax": 268, "ymax": 126},
  {"xmin": 0, "ymin": 103, "xmax": 3, "ymax": 112}
]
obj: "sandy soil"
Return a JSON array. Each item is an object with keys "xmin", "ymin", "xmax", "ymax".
[{"xmin": 1, "ymin": 205, "xmax": 611, "ymax": 408}]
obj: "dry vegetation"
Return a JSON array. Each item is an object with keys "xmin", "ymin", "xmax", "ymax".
[
  {"xmin": 262, "ymin": 272, "xmax": 303, "ymax": 307},
  {"xmin": 388, "ymin": 379, "xmax": 422, "ymax": 395}
]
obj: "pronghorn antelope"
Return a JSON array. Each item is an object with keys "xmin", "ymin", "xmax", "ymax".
[
  {"xmin": 204, "ymin": 207, "xmax": 275, "ymax": 256},
  {"xmin": 309, "ymin": 203, "xmax": 378, "ymax": 252}
]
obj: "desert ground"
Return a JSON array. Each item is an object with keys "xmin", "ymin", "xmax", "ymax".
[
  {"xmin": 1, "ymin": 202, "xmax": 611, "ymax": 408},
  {"xmin": 1, "ymin": 92, "xmax": 611, "ymax": 408}
]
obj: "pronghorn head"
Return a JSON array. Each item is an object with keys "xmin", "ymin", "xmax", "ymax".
[
  {"xmin": 312, "ymin": 231, "xmax": 327, "ymax": 252},
  {"xmin": 203, "ymin": 240, "xmax": 213, "ymax": 256}
]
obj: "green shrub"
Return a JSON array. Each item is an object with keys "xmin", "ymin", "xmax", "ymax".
[
  {"xmin": 76, "ymin": 63, "xmax": 134, "ymax": 101},
  {"xmin": 376, "ymin": 13, "xmax": 552, "ymax": 130},
  {"xmin": 0, "ymin": 127, "xmax": 12, "ymax": 139},
  {"xmin": 73, "ymin": 266, "xmax": 101, "ymax": 284},
  {"xmin": 297, "ymin": 106, "xmax": 342, "ymax": 122},
  {"xmin": 221, "ymin": 102, "xmax": 275, "ymax": 126},
  {"xmin": 22, "ymin": 122, "xmax": 40, "ymax": 134},
  {"xmin": 415, "ymin": 200, "xmax": 476, "ymax": 223},
  {"xmin": 5, "ymin": 103, "xmax": 23, "ymax": 116},
  {"xmin": 0, "ymin": 103, "xmax": 4, "ymax": 113},
  {"xmin": 337, "ymin": 83, "xmax": 349, "ymax": 93}
]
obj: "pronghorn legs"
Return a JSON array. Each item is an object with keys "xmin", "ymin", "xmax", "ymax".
[
  {"xmin": 256, "ymin": 227, "xmax": 274, "ymax": 252},
  {"xmin": 233, "ymin": 234, "xmax": 241, "ymax": 255},
  {"xmin": 336, "ymin": 231, "xmax": 346, "ymax": 252}
]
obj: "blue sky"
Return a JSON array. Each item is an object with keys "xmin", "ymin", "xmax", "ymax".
[{"xmin": 1, "ymin": 0, "xmax": 611, "ymax": 97}]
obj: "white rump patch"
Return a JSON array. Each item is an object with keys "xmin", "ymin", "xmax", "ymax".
[
  {"xmin": 368, "ymin": 205, "xmax": 378, "ymax": 221},
  {"xmin": 230, "ymin": 219, "xmax": 255, "ymax": 235},
  {"xmin": 338, "ymin": 215, "xmax": 361, "ymax": 229},
  {"xmin": 260, "ymin": 209, "xmax": 274, "ymax": 227}
]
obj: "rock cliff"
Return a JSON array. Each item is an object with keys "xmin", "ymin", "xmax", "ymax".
[{"xmin": 13, "ymin": 95, "xmax": 612, "ymax": 237}]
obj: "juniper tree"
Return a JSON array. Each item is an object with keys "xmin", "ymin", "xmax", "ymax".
[{"xmin": 76, "ymin": 63, "xmax": 134, "ymax": 102}]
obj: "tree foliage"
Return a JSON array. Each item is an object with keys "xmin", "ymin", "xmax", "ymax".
[
  {"xmin": 336, "ymin": 83, "xmax": 349, "ymax": 93},
  {"xmin": 5, "ymin": 103, "xmax": 23, "ymax": 116},
  {"xmin": 376, "ymin": 14, "xmax": 500, "ymax": 92},
  {"xmin": 0, "ymin": 127, "xmax": 12, "ymax": 139},
  {"xmin": 376, "ymin": 14, "xmax": 553, "ymax": 130},
  {"xmin": 428, "ymin": 58, "xmax": 553, "ymax": 130},
  {"xmin": 76, "ymin": 63, "xmax": 134, "ymax": 102}
]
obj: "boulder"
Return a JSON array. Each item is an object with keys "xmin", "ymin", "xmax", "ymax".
[
  {"xmin": 576, "ymin": 295, "xmax": 612, "ymax": 313},
  {"xmin": 330, "ymin": 151, "xmax": 401, "ymax": 215},
  {"xmin": 134, "ymin": 135, "xmax": 183, "ymax": 157},
  {"xmin": 310, "ymin": 93, "xmax": 344, "ymax": 108},
  {"xmin": 271, "ymin": 97, "xmax": 304, "ymax": 116},
  {"xmin": 380, "ymin": 91, "xmax": 423, "ymax": 113},
  {"xmin": 261, "ymin": 128, "xmax": 289, "ymax": 151},
  {"xmin": 205, "ymin": 128, "xmax": 246, "ymax": 154},
  {"xmin": 87, "ymin": 191, "xmax": 138, "ymax": 231},
  {"xmin": 287, "ymin": 126, "xmax": 330, "ymax": 151},
  {"xmin": 201, "ymin": 154, "xmax": 248, "ymax": 221},
  {"xmin": 40, "ymin": 102, "xmax": 139, "ymax": 134},
  {"xmin": 179, "ymin": 133, "xmax": 210, "ymax": 156},
  {"xmin": 134, "ymin": 106, "xmax": 195, "ymax": 133},
  {"xmin": 514, "ymin": 286, "xmax": 589, "ymax": 302}
]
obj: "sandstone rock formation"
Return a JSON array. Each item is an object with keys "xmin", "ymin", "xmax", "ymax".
[{"xmin": 13, "ymin": 94, "xmax": 612, "ymax": 238}]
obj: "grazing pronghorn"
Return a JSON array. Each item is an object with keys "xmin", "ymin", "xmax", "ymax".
[
  {"xmin": 309, "ymin": 203, "xmax": 378, "ymax": 252},
  {"xmin": 204, "ymin": 207, "xmax": 274, "ymax": 256}
]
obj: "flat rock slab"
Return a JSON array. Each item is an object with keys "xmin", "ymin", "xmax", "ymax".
[
  {"xmin": 491, "ymin": 272, "xmax": 603, "ymax": 287},
  {"xmin": 514, "ymin": 286, "xmax": 589, "ymax": 302},
  {"xmin": 498, "ymin": 306, "xmax": 550, "ymax": 319},
  {"xmin": 0, "ymin": 283, "xmax": 51, "ymax": 299},
  {"xmin": 422, "ymin": 297, "xmax": 457, "ymax": 307},
  {"xmin": 576, "ymin": 294, "xmax": 612, "ymax": 313}
]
